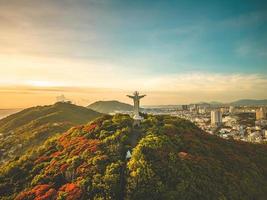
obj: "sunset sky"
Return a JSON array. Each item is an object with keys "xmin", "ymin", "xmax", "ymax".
[{"xmin": 0, "ymin": 0, "xmax": 267, "ymax": 108}]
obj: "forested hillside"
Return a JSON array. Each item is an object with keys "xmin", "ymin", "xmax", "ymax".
[
  {"xmin": 0, "ymin": 102, "xmax": 101, "ymax": 165},
  {"xmin": 0, "ymin": 114, "xmax": 266, "ymax": 199}
]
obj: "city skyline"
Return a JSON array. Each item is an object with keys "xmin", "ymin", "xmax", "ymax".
[{"xmin": 0, "ymin": 0, "xmax": 267, "ymax": 108}]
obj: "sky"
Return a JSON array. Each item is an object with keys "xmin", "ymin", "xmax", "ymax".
[{"xmin": 0, "ymin": 0, "xmax": 267, "ymax": 108}]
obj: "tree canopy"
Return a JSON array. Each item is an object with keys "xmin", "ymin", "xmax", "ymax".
[{"xmin": 0, "ymin": 114, "xmax": 266, "ymax": 200}]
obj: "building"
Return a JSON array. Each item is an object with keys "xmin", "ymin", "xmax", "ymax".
[
  {"xmin": 256, "ymin": 107, "xmax": 266, "ymax": 120},
  {"xmin": 181, "ymin": 105, "xmax": 188, "ymax": 110},
  {"xmin": 229, "ymin": 106, "xmax": 235, "ymax": 113},
  {"xmin": 229, "ymin": 106, "xmax": 235, "ymax": 114},
  {"xmin": 239, "ymin": 125, "xmax": 245, "ymax": 137},
  {"xmin": 220, "ymin": 107, "xmax": 228, "ymax": 114},
  {"xmin": 211, "ymin": 110, "xmax": 222, "ymax": 127},
  {"xmin": 198, "ymin": 107, "xmax": 206, "ymax": 114},
  {"xmin": 56, "ymin": 95, "xmax": 71, "ymax": 103},
  {"xmin": 189, "ymin": 104, "xmax": 198, "ymax": 113}
]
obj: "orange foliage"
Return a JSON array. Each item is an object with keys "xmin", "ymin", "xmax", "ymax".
[
  {"xmin": 51, "ymin": 151, "xmax": 61, "ymax": 157},
  {"xmin": 60, "ymin": 163, "xmax": 69, "ymax": 172},
  {"xmin": 59, "ymin": 183, "xmax": 82, "ymax": 200},
  {"xmin": 15, "ymin": 184, "xmax": 57, "ymax": 200},
  {"xmin": 40, "ymin": 135, "xmax": 101, "ymax": 176},
  {"xmin": 34, "ymin": 185, "xmax": 51, "ymax": 196},
  {"xmin": 83, "ymin": 123, "xmax": 97, "ymax": 133},
  {"xmin": 45, "ymin": 159, "xmax": 58, "ymax": 172},
  {"xmin": 15, "ymin": 191, "xmax": 32, "ymax": 200},
  {"xmin": 36, "ymin": 188, "xmax": 57, "ymax": 200},
  {"xmin": 34, "ymin": 156, "xmax": 51, "ymax": 165},
  {"xmin": 59, "ymin": 136, "xmax": 100, "ymax": 156}
]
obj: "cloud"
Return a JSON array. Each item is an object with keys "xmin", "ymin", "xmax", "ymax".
[
  {"xmin": 0, "ymin": 0, "xmax": 114, "ymax": 60},
  {"xmin": 136, "ymin": 73, "xmax": 267, "ymax": 93},
  {"xmin": 0, "ymin": 70, "xmax": 267, "ymax": 108},
  {"xmin": 1, "ymin": 71, "xmax": 266, "ymax": 98}
]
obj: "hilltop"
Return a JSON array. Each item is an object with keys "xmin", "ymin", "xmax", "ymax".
[
  {"xmin": 0, "ymin": 102, "xmax": 101, "ymax": 165},
  {"xmin": 87, "ymin": 100, "xmax": 133, "ymax": 114},
  {"xmin": 0, "ymin": 114, "xmax": 266, "ymax": 200}
]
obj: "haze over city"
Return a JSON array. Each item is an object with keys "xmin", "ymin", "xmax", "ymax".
[{"xmin": 0, "ymin": 0, "xmax": 267, "ymax": 108}]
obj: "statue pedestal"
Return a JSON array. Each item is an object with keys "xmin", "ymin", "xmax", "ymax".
[
  {"xmin": 133, "ymin": 114, "xmax": 143, "ymax": 127},
  {"xmin": 133, "ymin": 114, "xmax": 143, "ymax": 120},
  {"xmin": 133, "ymin": 119, "xmax": 141, "ymax": 127}
]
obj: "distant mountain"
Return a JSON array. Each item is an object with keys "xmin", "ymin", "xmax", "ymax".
[
  {"xmin": 194, "ymin": 101, "xmax": 223, "ymax": 106},
  {"xmin": 195, "ymin": 99, "xmax": 267, "ymax": 106},
  {"xmin": 230, "ymin": 99, "xmax": 267, "ymax": 106},
  {"xmin": 87, "ymin": 100, "xmax": 133, "ymax": 113},
  {"xmin": 209, "ymin": 101, "xmax": 223, "ymax": 105},
  {"xmin": 0, "ymin": 108, "xmax": 22, "ymax": 119},
  {"xmin": 0, "ymin": 114, "xmax": 266, "ymax": 199},
  {"xmin": 0, "ymin": 102, "xmax": 101, "ymax": 165}
]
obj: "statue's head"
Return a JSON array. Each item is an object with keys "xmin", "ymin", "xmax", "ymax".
[{"xmin": 134, "ymin": 91, "xmax": 139, "ymax": 96}]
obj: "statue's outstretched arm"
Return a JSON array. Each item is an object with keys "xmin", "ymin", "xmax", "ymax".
[
  {"xmin": 127, "ymin": 95, "xmax": 134, "ymax": 99},
  {"xmin": 139, "ymin": 95, "xmax": 146, "ymax": 99}
]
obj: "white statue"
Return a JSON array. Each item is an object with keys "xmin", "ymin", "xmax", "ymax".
[{"xmin": 127, "ymin": 91, "xmax": 146, "ymax": 120}]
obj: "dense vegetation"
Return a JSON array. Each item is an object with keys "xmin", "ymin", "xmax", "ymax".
[
  {"xmin": 87, "ymin": 100, "xmax": 133, "ymax": 114},
  {"xmin": 0, "ymin": 102, "xmax": 101, "ymax": 165},
  {"xmin": 0, "ymin": 114, "xmax": 266, "ymax": 200}
]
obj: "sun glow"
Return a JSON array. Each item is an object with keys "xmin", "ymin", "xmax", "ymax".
[{"xmin": 25, "ymin": 80, "xmax": 61, "ymax": 87}]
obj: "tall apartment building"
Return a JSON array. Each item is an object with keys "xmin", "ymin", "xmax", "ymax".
[
  {"xmin": 256, "ymin": 107, "xmax": 266, "ymax": 120},
  {"xmin": 211, "ymin": 110, "xmax": 222, "ymax": 127}
]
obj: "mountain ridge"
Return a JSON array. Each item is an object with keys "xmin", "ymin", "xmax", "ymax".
[
  {"xmin": 87, "ymin": 100, "xmax": 133, "ymax": 114},
  {"xmin": 230, "ymin": 99, "xmax": 267, "ymax": 106},
  {"xmin": 194, "ymin": 99, "xmax": 267, "ymax": 106}
]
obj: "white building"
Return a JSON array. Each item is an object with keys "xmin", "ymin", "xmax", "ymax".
[
  {"xmin": 229, "ymin": 106, "xmax": 235, "ymax": 113},
  {"xmin": 198, "ymin": 108, "xmax": 206, "ymax": 114}
]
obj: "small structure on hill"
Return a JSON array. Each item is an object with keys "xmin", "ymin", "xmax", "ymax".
[
  {"xmin": 127, "ymin": 91, "xmax": 146, "ymax": 126},
  {"xmin": 56, "ymin": 95, "xmax": 72, "ymax": 104},
  {"xmin": 126, "ymin": 150, "xmax": 132, "ymax": 159}
]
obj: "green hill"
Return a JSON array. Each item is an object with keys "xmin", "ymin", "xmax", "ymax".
[
  {"xmin": 0, "ymin": 102, "xmax": 101, "ymax": 165},
  {"xmin": 87, "ymin": 100, "xmax": 133, "ymax": 114},
  {"xmin": 0, "ymin": 114, "xmax": 266, "ymax": 200}
]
